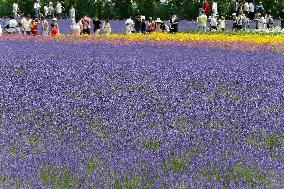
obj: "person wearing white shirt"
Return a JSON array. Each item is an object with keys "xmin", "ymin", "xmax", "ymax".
[
  {"xmin": 125, "ymin": 16, "xmax": 134, "ymax": 34},
  {"xmin": 248, "ymin": 2, "xmax": 255, "ymax": 20},
  {"xmin": 0, "ymin": 19, "xmax": 2, "ymax": 36},
  {"xmin": 266, "ymin": 13, "xmax": 273, "ymax": 29},
  {"xmin": 258, "ymin": 15, "xmax": 266, "ymax": 29},
  {"xmin": 69, "ymin": 5, "xmax": 76, "ymax": 20},
  {"xmin": 235, "ymin": 0, "xmax": 240, "ymax": 15},
  {"xmin": 44, "ymin": 3, "xmax": 49, "ymax": 17},
  {"xmin": 41, "ymin": 17, "xmax": 49, "ymax": 35},
  {"xmin": 55, "ymin": 1, "xmax": 62, "ymax": 19},
  {"xmin": 209, "ymin": 15, "xmax": 218, "ymax": 30},
  {"xmin": 71, "ymin": 16, "xmax": 82, "ymax": 35},
  {"xmin": 48, "ymin": 2, "xmax": 54, "ymax": 18},
  {"xmin": 212, "ymin": 1, "xmax": 218, "ymax": 15},
  {"xmin": 218, "ymin": 16, "xmax": 225, "ymax": 31},
  {"xmin": 241, "ymin": 14, "xmax": 249, "ymax": 30},
  {"xmin": 34, "ymin": 1, "xmax": 41, "ymax": 18},
  {"xmin": 102, "ymin": 20, "xmax": 111, "ymax": 34},
  {"xmin": 5, "ymin": 16, "xmax": 18, "ymax": 34},
  {"xmin": 21, "ymin": 15, "xmax": 32, "ymax": 35},
  {"xmin": 243, "ymin": 1, "xmax": 249, "ymax": 14},
  {"xmin": 12, "ymin": 2, "xmax": 19, "ymax": 18}
]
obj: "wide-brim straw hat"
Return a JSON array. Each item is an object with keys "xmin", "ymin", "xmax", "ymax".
[{"xmin": 156, "ymin": 18, "xmax": 162, "ymax": 23}]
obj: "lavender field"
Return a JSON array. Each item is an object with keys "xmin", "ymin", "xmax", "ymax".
[{"xmin": 0, "ymin": 40, "xmax": 284, "ymax": 188}]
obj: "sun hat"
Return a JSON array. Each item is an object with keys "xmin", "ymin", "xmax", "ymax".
[
  {"xmin": 52, "ymin": 18, "xmax": 57, "ymax": 21},
  {"xmin": 141, "ymin": 16, "xmax": 145, "ymax": 20},
  {"xmin": 156, "ymin": 18, "xmax": 162, "ymax": 23}
]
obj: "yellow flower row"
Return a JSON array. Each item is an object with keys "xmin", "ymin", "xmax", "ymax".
[{"xmin": 60, "ymin": 32, "xmax": 284, "ymax": 44}]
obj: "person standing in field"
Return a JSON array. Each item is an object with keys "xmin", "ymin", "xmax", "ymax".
[
  {"xmin": 34, "ymin": 0, "xmax": 41, "ymax": 18},
  {"xmin": 234, "ymin": 0, "xmax": 240, "ymax": 16},
  {"xmin": 125, "ymin": 16, "xmax": 134, "ymax": 34},
  {"xmin": 48, "ymin": 2, "xmax": 55, "ymax": 18},
  {"xmin": 198, "ymin": 10, "xmax": 207, "ymax": 32},
  {"xmin": 61, "ymin": 0, "xmax": 67, "ymax": 19},
  {"xmin": 21, "ymin": 14, "xmax": 32, "ymax": 35},
  {"xmin": 41, "ymin": 16, "xmax": 49, "ymax": 35},
  {"xmin": 242, "ymin": 13, "xmax": 250, "ymax": 30},
  {"xmin": 55, "ymin": 1, "xmax": 62, "ymax": 19},
  {"xmin": 102, "ymin": 19, "xmax": 111, "ymax": 34},
  {"xmin": 15, "ymin": 22, "xmax": 22, "ymax": 35},
  {"xmin": 155, "ymin": 18, "xmax": 162, "ymax": 33},
  {"xmin": 51, "ymin": 23, "xmax": 59, "ymax": 36},
  {"xmin": 82, "ymin": 14, "xmax": 91, "ymax": 34},
  {"xmin": 248, "ymin": 1, "xmax": 255, "ymax": 20},
  {"xmin": 279, "ymin": 8, "xmax": 284, "ymax": 29},
  {"xmin": 161, "ymin": 21, "xmax": 170, "ymax": 32},
  {"xmin": 12, "ymin": 1, "xmax": 19, "ymax": 19},
  {"xmin": 209, "ymin": 14, "xmax": 218, "ymax": 31},
  {"xmin": 254, "ymin": 13, "xmax": 260, "ymax": 29},
  {"xmin": 93, "ymin": 16, "xmax": 101, "ymax": 34},
  {"xmin": 5, "ymin": 16, "xmax": 18, "ymax": 34},
  {"xmin": 31, "ymin": 18, "xmax": 38, "ymax": 35},
  {"xmin": 243, "ymin": 1, "xmax": 249, "ymax": 15},
  {"xmin": 212, "ymin": 1, "xmax": 218, "ymax": 16},
  {"xmin": 218, "ymin": 16, "xmax": 226, "ymax": 31},
  {"xmin": 147, "ymin": 17, "xmax": 155, "ymax": 33},
  {"xmin": 266, "ymin": 11, "xmax": 273, "ymax": 29},
  {"xmin": 71, "ymin": 15, "xmax": 82, "ymax": 35},
  {"xmin": 232, "ymin": 13, "xmax": 238, "ymax": 30},
  {"xmin": 51, "ymin": 18, "xmax": 60, "ymax": 33},
  {"xmin": 44, "ymin": 3, "xmax": 49, "ymax": 18},
  {"xmin": 170, "ymin": 13, "xmax": 179, "ymax": 33},
  {"xmin": 0, "ymin": 20, "xmax": 2, "ymax": 36},
  {"xmin": 69, "ymin": 5, "xmax": 76, "ymax": 21},
  {"xmin": 198, "ymin": 0, "xmax": 203, "ymax": 15},
  {"xmin": 202, "ymin": 0, "xmax": 210, "ymax": 17},
  {"xmin": 134, "ymin": 11, "xmax": 142, "ymax": 33},
  {"xmin": 139, "ymin": 16, "xmax": 146, "ymax": 34}
]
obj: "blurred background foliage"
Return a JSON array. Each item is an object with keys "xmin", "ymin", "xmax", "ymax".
[{"xmin": 0, "ymin": 0, "xmax": 284, "ymax": 20}]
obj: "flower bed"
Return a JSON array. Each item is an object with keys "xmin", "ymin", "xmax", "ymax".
[{"xmin": 0, "ymin": 36, "xmax": 283, "ymax": 188}]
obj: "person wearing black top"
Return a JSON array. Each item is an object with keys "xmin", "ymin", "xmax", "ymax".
[
  {"xmin": 279, "ymin": 8, "xmax": 284, "ymax": 29},
  {"xmin": 61, "ymin": 0, "xmax": 67, "ymax": 19},
  {"xmin": 141, "ymin": 17, "xmax": 147, "ymax": 34},
  {"xmin": 93, "ymin": 16, "xmax": 101, "ymax": 34},
  {"xmin": 170, "ymin": 13, "xmax": 179, "ymax": 33},
  {"xmin": 134, "ymin": 10, "xmax": 142, "ymax": 33}
]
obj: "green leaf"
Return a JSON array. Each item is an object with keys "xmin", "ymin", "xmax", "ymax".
[
  {"xmin": 40, "ymin": 171, "xmax": 50, "ymax": 185},
  {"xmin": 114, "ymin": 182, "xmax": 122, "ymax": 189},
  {"xmin": 142, "ymin": 138, "xmax": 161, "ymax": 151},
  {"xmin": 86, "ymin": 158, "xmax": 100, "ymax": 175}
]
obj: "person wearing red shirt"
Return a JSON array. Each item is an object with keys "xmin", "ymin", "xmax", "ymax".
[
  {"xmin": 31, "ymin": 18, "xmax": 38, "ymax": 35},
  {"xmin": 202, "ymin": 0, "xmax": 211, "ymax": 17},
  {"xmin": 51, "ymin": 23, "xmax": 59, "ymax": 36}
]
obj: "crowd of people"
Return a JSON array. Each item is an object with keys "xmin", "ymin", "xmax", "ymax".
[
  {"xmin": 1, "ymin": 0, "xmax": 284, "ymax": 36},
  {"xmin": 197, "ymin": 0, "xmax": 278, "ymax": 32},
  {"xmin": 0, "ymin": 0, "xmax": 180, "ymax": 36}
]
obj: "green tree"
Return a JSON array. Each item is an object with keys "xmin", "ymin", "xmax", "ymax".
[{"xmin": 1, "ymin": 0, "xmax": 284, "ymax": 19}]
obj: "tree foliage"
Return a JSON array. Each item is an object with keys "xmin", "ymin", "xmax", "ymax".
[{"xmin": 1, "ymin": 0, "xmax": 284, "ymax": 19}]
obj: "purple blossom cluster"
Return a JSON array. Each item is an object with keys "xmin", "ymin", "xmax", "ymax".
[{"xmin": 0, "ymin": 41, "xmax": 284, "ymax": 188}]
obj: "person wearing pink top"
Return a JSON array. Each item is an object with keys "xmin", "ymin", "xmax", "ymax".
[{"xmin": 82, "ymin": 14, "xmax": 91, "ymax": 34}]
